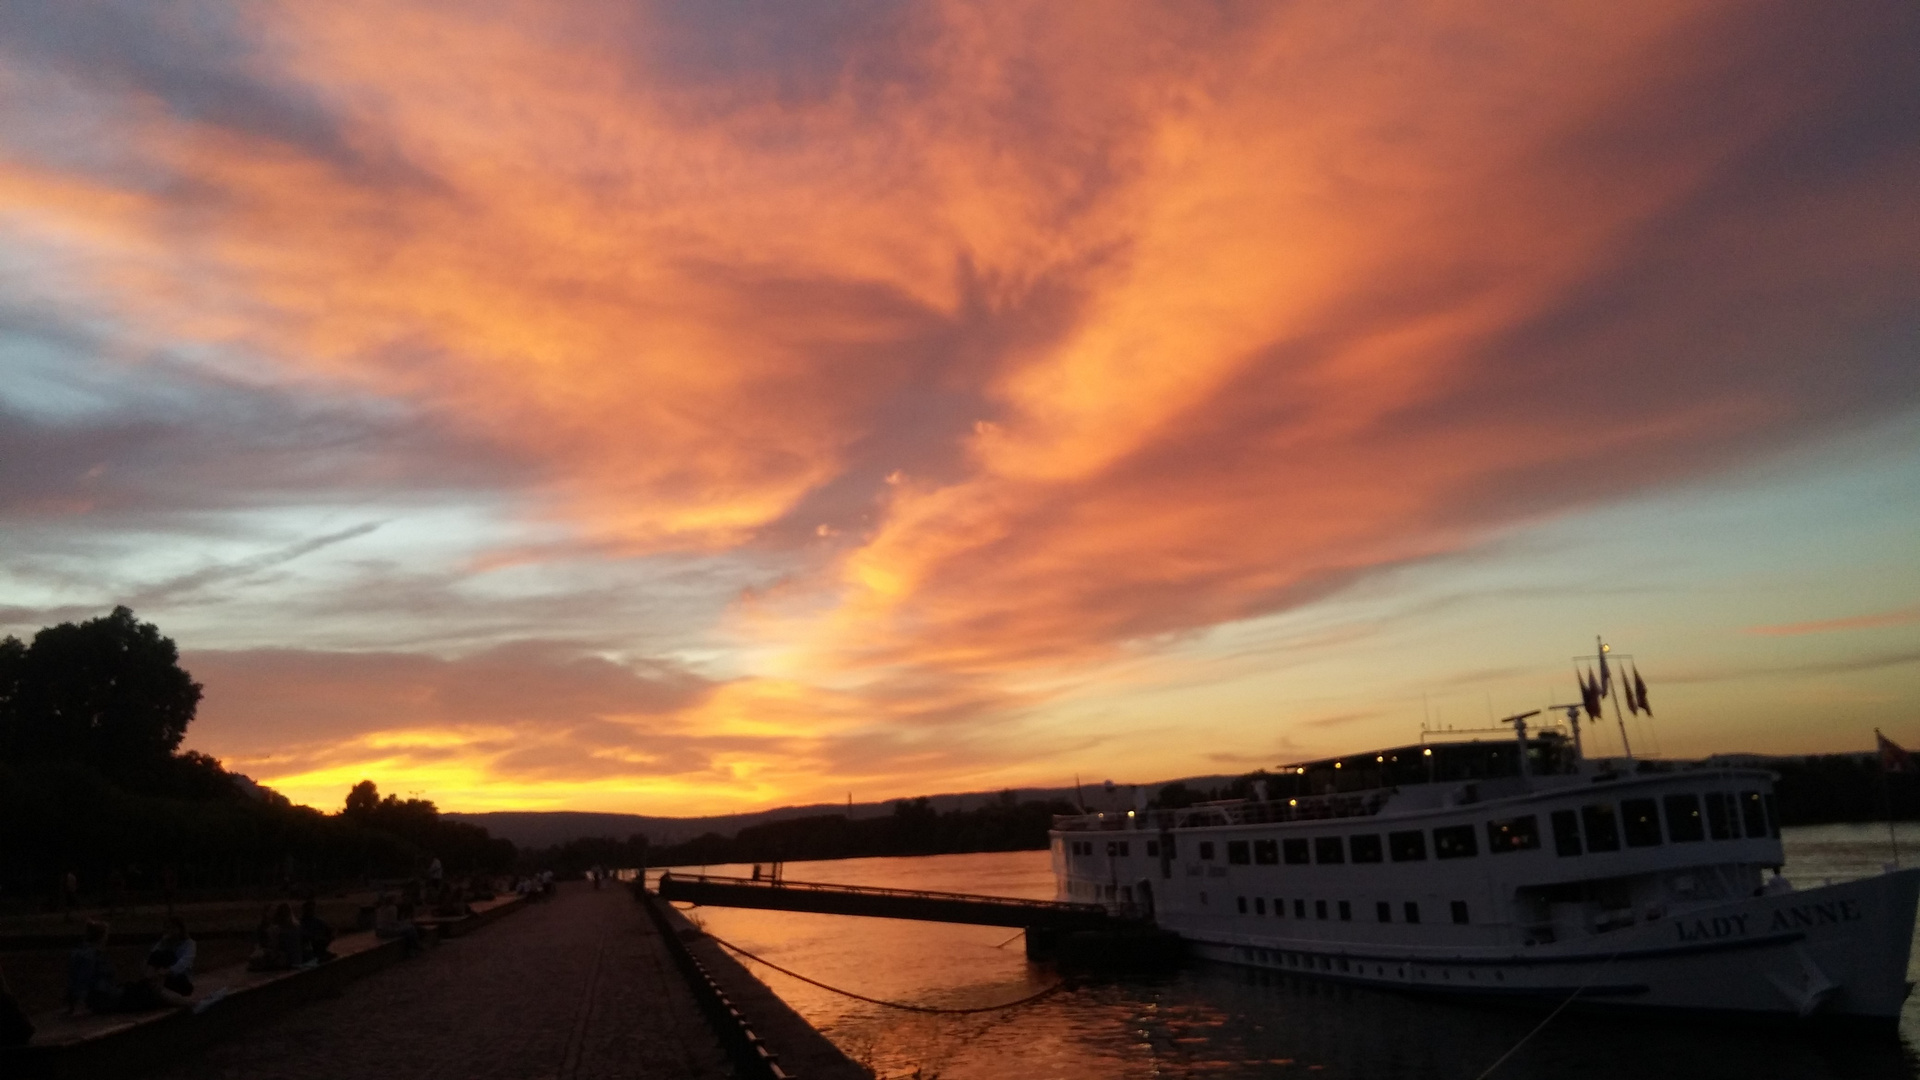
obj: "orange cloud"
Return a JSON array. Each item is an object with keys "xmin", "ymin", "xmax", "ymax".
[{"xmin": 4, "ymin": 1, "xmax": 1917, "ymax": 809}]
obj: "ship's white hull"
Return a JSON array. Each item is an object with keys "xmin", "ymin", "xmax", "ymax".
[{"xmin": 1183, "ymin": 869, "xmax": 1920, "ymax": 1022}]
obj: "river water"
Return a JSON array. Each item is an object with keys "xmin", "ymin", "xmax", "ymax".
[{"xmin": 655, "ymin": 823, "xmax": 1920, "ymax": 1079}]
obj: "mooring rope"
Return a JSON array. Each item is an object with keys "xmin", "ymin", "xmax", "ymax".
[
  {"xmin": 1469, "ymin": 948, "xmax": 1624, "ymax": 1080},
  {"xmin": 702, "ymin": 931, "xmax": 1070, "ymax": 1014}
]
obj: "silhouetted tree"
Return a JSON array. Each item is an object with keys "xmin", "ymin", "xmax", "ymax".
[
  {"xmin": 333, "ymin": 780, "xmax": 513, "ymax": 874},
  {"xmin": 1, "ymin": 607, "xmax": 202, "ymax": 790},
  {"xmin": 0, "ymin": 635, "xmax": 24, "ymax": 708},
  {"xmin": 1154, "ymin": 781, "xmax": 1202, "ymax": 809},
  {"xmin": 344, "ymin": 779, "xmax": 381, "ymax": 817}
]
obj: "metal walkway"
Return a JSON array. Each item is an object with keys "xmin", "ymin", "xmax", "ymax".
[{"xmin": 655, "ymin": 872, "xmax": 1119, "ymax": 931}]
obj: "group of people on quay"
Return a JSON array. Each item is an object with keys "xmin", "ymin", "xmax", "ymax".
[
  {"xmin": 0, "ymin": 855, "xmax": 561, "ymax": 1048},
  {"xmin": 64, "ymin": 915, "xmax": 209, "ymax": 1015}
]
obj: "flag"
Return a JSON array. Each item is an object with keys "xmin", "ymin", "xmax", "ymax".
[
  {"xmin": 1624, "ymin": 673, "xmax": 1640, "ymax": 715},
  {"xmin": 1581, "ymin": 667, "xmax": 1603, "ymax": 720},
  {"xmin": 1879, "ymin": 731, "xmax": 1916, "ymax": 773},
  {"xmin": 1632, "ymin": 665, "xmax": 1651, "ymax": 716}
]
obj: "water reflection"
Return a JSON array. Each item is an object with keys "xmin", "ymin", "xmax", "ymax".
[{"xmin": 657, "ymin": 824, "xmax": 1920, "ymax": 1079}]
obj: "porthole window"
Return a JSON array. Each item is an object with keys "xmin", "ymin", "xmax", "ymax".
[
  {"xmin": 1349, "ymin": 834, "xmax": 1384, "ymax": 863},
  {"xmin": 1389, "ymin": 830, "xmax": 1427, "ymax": 862},
  {"xmin": 1434, "ymin": 825, "xmax": 1478, "ymax": 859},
  {"xmin": 1485, "ymin": 815, "xmax": 1540, "ymax": 854},
  {"xmin": 1581, "ymin": 803, "xmax": 1622, "ymax": 852},
  {"xmin": 1621, "ymin": 799, "xmax": 1663, "ymax": 847},
  {"xmin": 1664, "ymin": 794, "xmax": 1705, "ymax": 843}
]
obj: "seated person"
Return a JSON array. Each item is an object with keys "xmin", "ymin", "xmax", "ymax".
[
  {"xmin": 146, "ymin": 917, "xmax": 196, "ymax": 996},
  {"xmin": 299, "ymin": 899, "xmax": 335, "ymax": 963},
  {"xmin": 247, "ymin": 903, "xmax": 306, "ymax": 971},
  {"xmin": 431, "ymin": 880, "xmax": 470, "ymax": 918},
  {"xmin": 373, "ymin": 893, "xmax": 422, "ymax": 952},
  {"xmin": 116, "ymin": 916, "xmax": 199, "ymax": 1011},
  {"xmin": 64, "ymin": 920, "xmax": 120, "ymax": 1015}
]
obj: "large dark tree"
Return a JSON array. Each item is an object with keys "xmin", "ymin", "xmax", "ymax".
[
  {"xmin": 1, "ymin": 606, "xmax": 203, "ymax": 788},
  {"xmin": 344, "ymin": 779, "xmax": 381, "ymax": 817}
]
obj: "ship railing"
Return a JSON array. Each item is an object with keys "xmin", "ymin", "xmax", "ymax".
[
  {"xmin": 656, "ymin": 872, "xmax": 1110, "ymax": 916},
  {"xmin": 1052, "ymin": 791, "xmax": 1388, "ymax": 832}
]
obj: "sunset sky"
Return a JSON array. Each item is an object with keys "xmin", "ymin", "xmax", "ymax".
[{"xmin": 2, "ymin": 1, "xmax": 1916, "ymax": 816}]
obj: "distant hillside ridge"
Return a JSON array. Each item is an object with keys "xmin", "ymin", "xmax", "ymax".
[
  {"xmin": 454, "ymin": 751, "xmax": 1920, "ymax": 854},
  {"xmin": 445, "ymin": 776, "xmax": 1244, "ymax": 848}
]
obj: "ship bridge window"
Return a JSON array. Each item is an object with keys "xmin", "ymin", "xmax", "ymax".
[
  {"xmin": 1486, "ymin": 815, "xmax": 1540, "ymax": 854},
  {"xmin": 1107, "ymin": 841, "xmax": 1130, "ymax": 856},
  {"xmin": 1388, "ymin": 830, "xmax": 1427, "ymax": 862},
  {"xmin": 1349, "ymin": 834, "xmax": 1384, "ymax": 863},
  {"xmin": 1664, "ymin": 794, "xmax": 1705, "ymax": 842},
  {"xmin": 1622, "ymin": 798, "xmax": 1663, "ymax": 847},
  {"xmin": 1315, "ymin": 837, "xmax": 1346, "ymax": 864},
  {"xmin": 1404, "ymin": 901, "xmax": 1421, "ymax": 924},
  {"xmin": 1706, "ymin": 792, "xmax": 1736, "ymax": 840},
  {"xmin": 1433, "ymin": 824, "xmax": 1479, "ymax": 859},
  {"xmin": 1451, "ymin": 900, "xmax": 1470, "ymax": 925},
  {"xmin": 1741, "ymin": 791, "xmax": 1769, "ymax": 837},
  {"xmin": 1254, "ymin": 840, "xmax": 1280, "ymax": 865},
  {"xmin": 1581, "ymin": 803, "xmax": 1622, "ymax": 852},
  {"xmin": 1283, "ymin": 839, "xmax": 1311, "ymax": 865},
  {"xmin": 1376, "ymin": 900, "xmax": 1392, "ymax": 923},
  {"xmin": 1228, "ymin": 841, "xmax": 1251, "ymax": 865},
  {"xmin": 1551, "ymin": 810, "xmax": 1581, "ymax": 856},
  {"xmin": 1199, "ymin": 841, "xmax": 1216, "ymax": 861},
  {"xmin": 1765, "ymin": 794, "xmax": 1780, "ymax": 838},
  {"xmin": 1338, "ymin": 900, "xmax": 1352, "ymax": 921}
]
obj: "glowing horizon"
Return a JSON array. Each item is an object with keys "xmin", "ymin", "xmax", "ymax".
[{"xmin": 2, "ymin": 1, "xmax": 1917, "ymax": 816}]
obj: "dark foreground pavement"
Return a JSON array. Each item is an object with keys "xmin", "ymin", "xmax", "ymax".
[{"xmin": 150, "ymin": 882, "xmax": 729, "ymax": 1080}]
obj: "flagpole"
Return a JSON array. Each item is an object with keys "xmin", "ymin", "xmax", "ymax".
[{"xmin": 1609, "ymin": 682, "xmax": 1632, "ymax": 760}]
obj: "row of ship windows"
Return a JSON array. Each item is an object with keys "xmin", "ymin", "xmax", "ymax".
[
  {"xmin": 1224, "ymin": 895, "xmax": 1470, "ymax": 926},
  {"xmin": 1241, "ymin": 947, "xmax": 1504, "ymax": 985},
  {"xmin": 1066, "ymin": 790, "xmax": 1777, "ymax": 865}
]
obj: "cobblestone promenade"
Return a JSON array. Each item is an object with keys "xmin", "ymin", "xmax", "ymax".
[{"xmin": 153, "ymin": 883, "xmax": 730, "ymax": 1080}]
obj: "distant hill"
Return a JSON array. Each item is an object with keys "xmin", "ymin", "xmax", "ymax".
[{"xmin": 445, "ymin": 775, "xmax": 1245, "ymax": 849}]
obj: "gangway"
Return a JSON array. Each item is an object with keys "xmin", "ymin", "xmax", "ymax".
[{"xmin": 655, "ymin": 872, "xmax": 1119, "ymax": 931}]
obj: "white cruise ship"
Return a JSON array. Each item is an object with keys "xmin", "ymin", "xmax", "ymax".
[{"xmin": 1050, "ymin": 714, "xmax": 1920, "ymax": 1023}]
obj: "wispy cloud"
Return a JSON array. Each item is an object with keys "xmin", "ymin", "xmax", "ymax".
[{"xmin": 1745, "ymin": 605, "xmax": 1920, "ymax": 637}]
